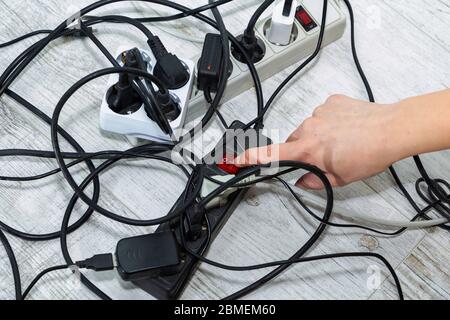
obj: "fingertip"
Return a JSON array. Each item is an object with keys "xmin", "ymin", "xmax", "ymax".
[{"xmin": 233, "ymin": 154, "xmax": 248, "ymax": 168}]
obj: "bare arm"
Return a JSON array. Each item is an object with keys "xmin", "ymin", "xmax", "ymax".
[{"xmin": 235, "ymin": 89, "xmax": 450, "ymax": 190}]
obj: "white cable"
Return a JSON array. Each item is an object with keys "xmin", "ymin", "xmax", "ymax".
[{"xmin": 294, "ymin": 186, "xmax": 448, "ymax": 229}]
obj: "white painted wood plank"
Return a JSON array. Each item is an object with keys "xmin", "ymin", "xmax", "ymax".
[
  {"xmin": 0, "ymin": 0, "xmax": 449, "ymax": 300},
  {"xmin": 370, "ymin": 228, "xmax": 450, "ymax": 300}
]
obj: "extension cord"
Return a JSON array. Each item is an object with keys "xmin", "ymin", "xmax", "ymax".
[
  {"xmin": 134, "ymin": 121, "xmax": 272, "ymax": 300},
  {"xmin": 298, "ymin": 189, "xmax": 448, "ymax": 229},
  {"xmin": 100, "ymin": 46, "xmax": 195, "ymax": 143},
  {"xmin": 187, "ymin": 0, "xmax": 346, "ymax": 120}
]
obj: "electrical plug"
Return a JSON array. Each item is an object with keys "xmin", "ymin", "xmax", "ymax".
[
  {"xmin": 147, "ymin": 36, "xmax": 190, "ymax": 90},
  {"xmin": 106, "ymin": 72, "xmax": 143, "ymax": 115},
  {"xmin": 231, "ymin": 31, "xmax": 266, "ymax": 64},
  {"xmin": 201, "ymin": 174, "xmax": 256, "ymax": 210},
  {"xmin": 268, "ymin": 0, "xmax": 298, "ymax": 46},
  {"xmin": 106, "ymin": 48, "xmax": 148, "ymax": 115}
]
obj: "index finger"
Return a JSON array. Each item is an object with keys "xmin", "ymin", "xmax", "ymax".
[{"xmin": 234, "ymin": 142, "xmax": 301, "ymax": 168}]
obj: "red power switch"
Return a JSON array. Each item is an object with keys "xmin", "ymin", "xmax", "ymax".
[
  {"xmin": 295, "ymin": 6, "xmax": 317, "ymax": 32},
  {"xmin": 217, "ymin": 156, "xmax": 240, "ymax": 175}
]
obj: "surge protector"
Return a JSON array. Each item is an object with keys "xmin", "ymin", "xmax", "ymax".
[
  {"xmin": 134, "ymin": 121, "xmax": 272, "ymax": 300},
  {"xmin": 187, "ymin": 0, "xmax": 346, "ymax": 120},
  {"xmin": 100, "ymin": 46, "xmax": 195, "ymax": 143}
]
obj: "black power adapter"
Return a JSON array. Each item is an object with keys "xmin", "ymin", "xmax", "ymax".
[
  {"xmin": 197, "ymin": 33, "xmax": 233, "ymax": 94},
  {"xmin": 115, "ymin": 232, "xmax": 181, "ymax": 282}
]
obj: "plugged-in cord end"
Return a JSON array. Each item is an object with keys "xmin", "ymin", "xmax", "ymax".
[
  {"xmin": 147, "ymin": 35, "xmax": 189, "ymax": 90},
  {"xmin": 76, "ymin": 254, "xmax": 115, "ymax": 272},
  {"xmin": 231, "ymin": 31, "xmax": 266, "ymax": 64},
  {"xmin": 64, "ymin": 27, "xmax": 96, "ymax": 38}
]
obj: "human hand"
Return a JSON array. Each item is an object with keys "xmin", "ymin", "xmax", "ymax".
[{"xmin": 235, "ymin": 94, "xmax": 411, "ymax": 190}]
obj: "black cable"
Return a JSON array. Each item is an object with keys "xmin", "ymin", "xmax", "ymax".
[
  {"xmin": 0, "ymin": 229, "xmax": 22, "ymax": 299},
  {"xmin": 342, "ymin": 0, "xmax": 450, "ymax": 228},
  {"xmin": 21, "ymin": 264, "xmax": 69, "ymax": 300},
  {"xmin": 413, "ymin": 156, "xmax": 450, "ymax": 220},
  {"xmin": 177, "ymin": 165, "xmax": 403, "ymax": 300},
  {"xmin": 0, "ymin": 89, "xmax": 101, "ymax": 242},
  {"xmin": 204, "ymin": 90, "xmax": 229, "ymax": 129},
  {"xmin": 49, "ymin": 67, "xmax": 200, "ymax": 227},
  {"xmin": 415, "ymin": 178, "xmax": 450, "ymax": 230},
  {"xmin": 136, "ymin": 0, "xmax": 233, "ymax": 23},
  {"xmin": 0, "ymin": 149, "xmax": 186, "ymax": 182},
  {"xmin": 82, "ymin": 0, "xmax": 234, "ymax": 24},
  {"xmin": 244, "ymin": 0, "xmax": 328, "ymax": 130},
  {"xmin": 206, "ymin": 1, "xmax": 231, "ymax": 132},
  {"xmin": 245, "ymin": 0, "xmax": 275, "ymax": 37},
  {"xmin": 0, "ymin": 1, "xmax": 265, "ymax": 138},
  {"xmin": 0, "ymin": 30, "xmax": 52, "ymax": 49}
]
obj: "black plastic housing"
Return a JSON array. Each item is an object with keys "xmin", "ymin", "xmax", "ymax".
[
  {"xmin": 134, "ymin": 121, "xmax": 272, "ymax": 300},
  {"xmin": 198, "ymin": 33, "xmax": 225, "ymax": 93},
  {"xmin": 116, "ymin": 232, "xmax": 181, "ymax": 281}
]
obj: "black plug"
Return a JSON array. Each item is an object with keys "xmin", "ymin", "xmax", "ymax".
[
  {"xmin": 125, "ymin": 48, "xmax": 181, "ymax": 122},
  {"xmin": 155, "ymin": 91, "xmax": 181, "ymax": 122},
  {"xmin": 106, "ymin": 48, "xmax": 148, "ymax": 115},
  {"xmin": 231, "ymin": 29, "xmax": 266, "ymax": 63},
  {"xmin": 106, "ymin": 72, "xmax": 143, "ymax": 115},
  {"xmin": 116, "ymin": 232, "xmax": 181, "ymax": 281},
  {"xmin": 148, "ymin": 36, "xmax": 189, "ymax": 90},
  {"xmin": 64, "ymin": 27, "xmax": 96, "ymax": 38},
  {"xmin": 183, "ymin": 204, "xmax": 207, "ymax": 241},
  {"xmin": 197, "ymin": 33, "xmax": 233, "ymax": 93},
  {"xmin": 76, "ymin": 254, "xmax": 115, "ymax": 272}
]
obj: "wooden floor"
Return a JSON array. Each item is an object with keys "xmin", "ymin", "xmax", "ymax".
[{"xmin": 0, "ymin": 0, "xmax": 449, "ymax": 300}]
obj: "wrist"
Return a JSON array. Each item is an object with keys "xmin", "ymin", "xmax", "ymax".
[
  {"xmin": 381, "ymin": 101, "xmax": 420, "ymax": 163},
  {"xmin": 387, "ymin": 91, "xmax": 450, "ymax": 160}
]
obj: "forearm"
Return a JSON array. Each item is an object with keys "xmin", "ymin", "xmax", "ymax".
[{"xmin": 389, "ymin": 89, "xmax": 450, "ymax": 160}]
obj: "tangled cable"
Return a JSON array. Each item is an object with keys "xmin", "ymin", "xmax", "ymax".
[{"xmin": 0, "ymin": 0, "xmax": 447, "ymax": 302}]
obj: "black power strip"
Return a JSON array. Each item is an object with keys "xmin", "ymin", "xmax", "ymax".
[{"xmin": 134, "ymin": 121, "xmax": 271, "ymax": 299}]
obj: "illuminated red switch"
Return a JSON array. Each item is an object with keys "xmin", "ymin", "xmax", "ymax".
[
  {"xmin": 217, "ymin": 156, "xmax": 240, "ymax": 175},
  {"xmin": 296, "ymin": 6, "xmax": 317, "ymax": 31}
]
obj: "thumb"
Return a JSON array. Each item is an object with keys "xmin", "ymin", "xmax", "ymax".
[{"xmin": 234, "ymin": 142, "xmax": 299, "ymax": 167}]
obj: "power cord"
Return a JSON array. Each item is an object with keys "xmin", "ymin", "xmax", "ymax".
[
  {"xmin": 342, "ymin": 0, "xmax": 450, "ymax": 229},
  {"xmin": 0, "ymin": 0, "xmax": 445, "ymax": 302}
]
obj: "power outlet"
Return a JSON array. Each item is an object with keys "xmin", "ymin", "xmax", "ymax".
[
  {"xmin": 133, "ymin": 121, "xmax": 272, "ymax": 300},
  {"xmin": 100, "ymin": 46, "xmax": 195, "ymax": 144},
  {"xmin": 187, "ymin": 0, "xmax": 346, "ymax": 121}
]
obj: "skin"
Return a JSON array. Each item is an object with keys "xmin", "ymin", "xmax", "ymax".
[{"xmin": 235, "ymin": 89, "xmax": 450, "ymax": 190}]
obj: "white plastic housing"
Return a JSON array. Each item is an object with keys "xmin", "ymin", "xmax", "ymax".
[
  {"xmin": 188, "ymin": 0, "xmax": 346, "ymax": 121},
  {"xmin": 100, "ymin": 46, "xmax": 195, "ymax": 144},
  {"xmin": 268, "ymin": 0, "xmax": 298, "ymax": 46}
]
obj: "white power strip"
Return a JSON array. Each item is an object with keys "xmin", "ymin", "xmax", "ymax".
[
  {"xmin": 100, "ymin": 46, "xmax": 195, "ymax": 143},
  {"xmin": 187, "ymin": 0, "xmax": 346, "ymax": 121},
  {"xmin": 102, "ymin": 0, "xmax": 345, "ymax": 143}
]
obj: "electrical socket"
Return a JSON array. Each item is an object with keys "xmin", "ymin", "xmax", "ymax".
[
  {"xmin": 133, "ymin": 121, "xmax": 272, "ymax": 300},
  {"xmin": 187, "ymin": 0, "xmax": 346, "ymax": 121},
  {"xmin": 100, "ymin": 46, "xmax": 195, "ymax": 144}
]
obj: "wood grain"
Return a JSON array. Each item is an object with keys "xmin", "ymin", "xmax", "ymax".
[{"xmin": 0, "ymin": 0, "xmax": 449, "ymax": 300}]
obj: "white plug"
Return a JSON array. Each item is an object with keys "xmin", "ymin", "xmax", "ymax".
[
  {"xmin": 201, "ymin": 175, "xmax": 257, "ymax": 209},
  {"xmin": 267, "ymin": 0, "xmax": 298, "ymax": 46}
]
